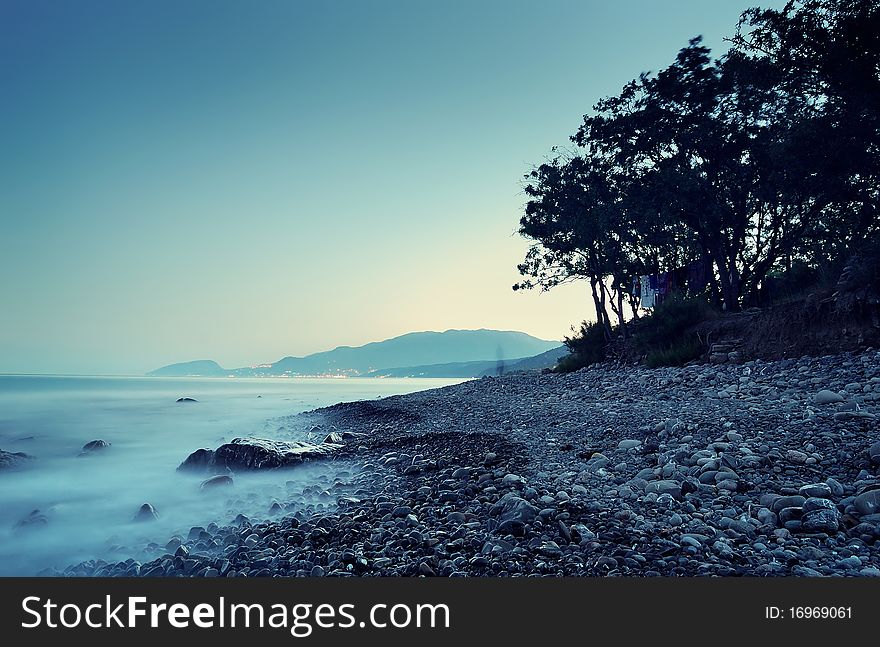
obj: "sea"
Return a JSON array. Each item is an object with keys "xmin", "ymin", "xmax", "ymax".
[{"xmin": 0, "ymin": 374, "xmax": 463, "ymax": 576}]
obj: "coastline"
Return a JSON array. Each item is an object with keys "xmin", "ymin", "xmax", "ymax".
[{"xmin": 62, "ymin": 350, "xmax": 880, "ymax": 577}]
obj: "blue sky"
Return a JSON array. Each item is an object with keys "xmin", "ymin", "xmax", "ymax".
[{"xmin": 0, "ymin": 0, "xmax": 785, "ymax": 374}]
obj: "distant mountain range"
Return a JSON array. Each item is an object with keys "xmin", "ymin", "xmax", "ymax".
[{"xmin": 148, "ymin": 329, "xmax": 565, "ymax": 378}]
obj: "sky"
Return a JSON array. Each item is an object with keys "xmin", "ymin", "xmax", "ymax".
[{"xmin": 0, "ymin": 0, "xmax": 786, "ymax": 375}]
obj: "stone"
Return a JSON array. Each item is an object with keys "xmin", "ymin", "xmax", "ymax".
[
  {"xmin": 853, "ymin": 490, "xmax": 880, "ymax": 516},
  {"xmin": 177, "ymin": 448, "xmax": 215, "ymax": 471},
  {"xmin": 179, "ymin": 437, "xmax": 340, "ymax": 472},
  {"xmin": 802, "ymin": 508, "xmax": 840, "ymax": 533},
  {"xmin": 814, "ymin": 390, "xmax": 845, "ymax": 404},
  {"xmin": 771, "ymin": 496, "xmax": 806, "ymax": 514},
  {"xmin": 869, "ymin": 441, "xmax": 880, "ymax": 465},
  {"xmin": 13, "ymin": 509, "xmax": 48, "ymax": 532},
  {"xmin": 0, "ymin": 449, "xmax": 31, "ymax": 470},
  {"xmin": 80, "ymin": 440, "xmax": 110, "ymax": 454},
  {"xmin": 802, "ymin": 497, "xmax": 836, "ymax": 513},
  {"xmin": 826, "ymin": 478, "xmax": 845, "ymax": 497},
  {"xmin": 834, "ymin": 411, "xmax": 876, "ymax": 421},
  {"xmin": 785, "ymin": 450, "xmax": 809, "ymax": 465},
  {"xmin": 321, "ymin": 432, "xmax": 344, "ymax": 445},
  {"xmin": 644, "ymin": 480, "xmax": 681, "ymax": 499},
  {"xmin": 176, "ymin": 397, "xmax": 198, "ymax": 403},
  {"xmin": 799, "ymin": 483, "xmax": 833, "ymax": 499},
  {"xmin": 617, "ymin": 439, "xmax": 641, "ymax": 450},
  {"xmin": 501, "ymin": 474, "xmax": 524, "ymax": 488},
  {"xmin": 200, "ymin": 475, "xmax": 233, "ymax": 490},
  {"xmin": 133, "ymin": 503, "xmax": 159, "ymax": 522},
  {"xmin": 492, "ymin": 494, "xmax": 539, "ymax": 525}
]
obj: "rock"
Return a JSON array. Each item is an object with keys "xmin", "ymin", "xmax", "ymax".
[
  {"xmin": 133, "ymin": 503, "xmax": 159, "ymax": 522},
  {"xmin": 617, "ymin": 439, "xmax": 641, "ymax": 450},
  {"xmin": 14, "ymin": 509, "xmax": 48, "ymax": 532},
  {"xmin": 815, "ymin": 390, "xmax": 845, "ymax": 405},
  {"xmin": 177, "ymin": 448, "xmax": 215, "ymax": 472},
  {"xmin": 418, "ymin": 562, "xmax": 435, "ymax": 576},
  {"xmin": 834, "ymin": 411, "xmax": 876, "ymax": 421},
  {"xmin": 179, "ymin": 437, "xmax": 341, "ymax": 473},
  {"xmin": 176, "ymin": 397, "xmax": 198, "ymax": 403},
  {"xmin": 0, "ymin": 449, "xmax": 32, "ymax": 470},
  {"xmin": 321, "ymin": 432, "xmax": 344, "ymax": 445},
  {"xmin": 799, "ymin": 483, "xmax": 833, "ymax": 499},
  {"xmin": 771, "ymin": 496, "xmax": 806, "ymax": 514},
  {"xmin": 785, "ymin": 450, "xmax": 809, "ymax": 465},
  {"xmin": 645, "ymin": 480, "xmax": 681, "ymax": 499},
  {"xmin": 80, "ymin": 440, "xmax": 110, "ymax": 455},
  {"xmin": 200, "ymin": 475, "xmax": 234, "ymax": 490},
  {"xmin": 802, "ymin": 508, "xmax": 840, "ymax": 533},
  {"xmin": 501, "ymin": 474, "xmax": 524, "ymax": 488},
  {"xmin": 539, "ymin": 541, "xmax": 562, "ymax": 557},
  {"xmin": 870, "ymin": 442, "xmax": 880, "ymax": 465},
  {"xmin": 826, "ymin": 477, "xmax": 845, "ymax": 497},
  {"xmin": 853, "ymin": 490, "xmax": 880, "ymax": 516},
  {"xmin": 492, "ymin": 494, "xmax": 538, "ymax": 525}
]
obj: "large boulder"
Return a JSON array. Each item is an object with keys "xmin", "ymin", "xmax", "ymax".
[{"xmin": 178, "ymin": 437, "xmax": 342, "ymax": 473}]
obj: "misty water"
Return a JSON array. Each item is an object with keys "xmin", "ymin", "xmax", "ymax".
[{"xmin": 0, "ymin": 375, "xmax": 462, "ymax": 576}]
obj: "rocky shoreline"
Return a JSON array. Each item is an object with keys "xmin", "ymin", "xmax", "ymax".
[{"xmin": 61, "ymin": 350, "xmax": 880, "ymax": 577}]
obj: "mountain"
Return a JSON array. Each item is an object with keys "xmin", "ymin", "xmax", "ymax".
[
  {"xmin": 148, "ymin": 330, "xmax": 560, "ymax": 377},
  {"xmin": 365, "ymin": 345, "xmax": 568, "ymax": 378},
  {"xmin": 147, "ymin": 359, "xmax": 227, "ymax": 377}
]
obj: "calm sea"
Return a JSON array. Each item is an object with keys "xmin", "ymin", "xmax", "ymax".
[{"xmin": 0, "ymin": 374, "xmax": 462, "ymax": 575}]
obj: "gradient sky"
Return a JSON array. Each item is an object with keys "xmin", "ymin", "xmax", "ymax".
[{"xmin": 0, "ymin": 0, "xmax": 785, "ymax": 375}]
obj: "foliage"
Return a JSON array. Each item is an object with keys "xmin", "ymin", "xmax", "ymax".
[
  {"xmin": 515, "ymin": 0, "xmax": 880, "ymax": 340},
  {"xmin": 553, "ymin": 321, "xmax": 606, "ymax": 372},
  {"xmin": 634, "ymin": 296, "xmax": 716, "ymax": 355},
  {"xmin": 645, "ymin": 338, "xmax": 705, "ymax": 368}
]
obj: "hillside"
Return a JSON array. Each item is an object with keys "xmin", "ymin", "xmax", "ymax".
[{"xmin": 148, "ymin": 330, "xmax": 561, "ymax": 377}]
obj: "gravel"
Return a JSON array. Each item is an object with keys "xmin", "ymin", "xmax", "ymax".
[{"xmin": 59, "ymin": 349, "xmax": 880, "ymax": 577}]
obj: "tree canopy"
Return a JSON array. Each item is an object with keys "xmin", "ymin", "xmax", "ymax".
[{"xmin": 516, "ymin": 0, "xmax": 880, "ymax": 330}]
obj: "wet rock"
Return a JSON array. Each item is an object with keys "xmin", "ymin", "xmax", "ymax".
[
  {"xmin": 799, "ymin": 483, "xmax": 833, "ymax": 499},
  {"xmin": 179, "ymin": 437, "xmax": 341, "ymax": 473},
  {"xmin": 134, "ymin": 503, "xmax": 159, "ymax": 522},
  {"xmin": 322, "ymin": 432, "xmax": 344, "ymax": 445},
  {"xmin": 177, "ymin": 448, "xmax": 215, "ymax": 472},
  {"xmin": 645, "ymin": 480, "xmax": 681, "ymax": 499},
  {"xmin": 0, "ymin": 449, "xmax": 32, "ymax": 470},
  {"xmin": 492, "ymin": 493, "xmax": 538, "ymax": 525},
  {"xmin": 854, "ymin": 490, "xmax": 880, "ymax": 516},
  {"xmin": 868, "ymin": 441, "xmax": 880, "ymax": 465},
  {"xmin": 200, "ymin": 475, "xmax": 234, "ymax": 490},
  {"xmin": 80, "ymin": 440, "xmax": 110, "ymax": 455},
  {"xmin": 802, "ymin": 508, "xmax": 840, "ymax": 533},
  {"xmin": 14, "ymin": 509, "xmax": 48, "ymax": 532},
  {"xmin": 815, "ymin": 390, "xmax": 845, "ymax": 405}
]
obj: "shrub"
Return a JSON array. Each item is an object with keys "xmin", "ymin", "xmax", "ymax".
[
  {"xmin": 553, "ymin": 321, "xmax": 606, "ymax": 372},
  {"xmin": 636, "ymin": 295, "xmax": 715, "ymax": 367},
  {"xmin": 645, "ymin": 338, "xmax": 704, "ymax": 368}
]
